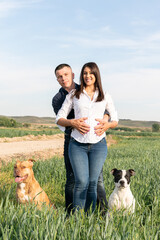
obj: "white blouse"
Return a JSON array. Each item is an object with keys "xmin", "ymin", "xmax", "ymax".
[{"xmin": 56, "ymin": 89, "xmax": 118, "ymax": 144}]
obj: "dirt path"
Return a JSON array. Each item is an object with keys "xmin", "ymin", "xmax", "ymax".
[
  {"xmin": 0, "ymin": 134, "xmax": 64, "ymax": 165},
  {"xmin": 0, "ymin": 134, "xmax": 116, "ymax": 166}
]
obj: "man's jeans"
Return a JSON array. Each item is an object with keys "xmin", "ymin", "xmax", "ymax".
[
  {"xmin": 63, "ymin": 135, "xmax": 75, "ymax": 214},
  {"xmin": 69, "ymin": 137, "xmax": 108, "ymax": 212}
]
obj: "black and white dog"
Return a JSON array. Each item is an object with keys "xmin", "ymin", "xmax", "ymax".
[{"xmin": 108, "ymin": 168, "xmax": 135, "ymax": 213}]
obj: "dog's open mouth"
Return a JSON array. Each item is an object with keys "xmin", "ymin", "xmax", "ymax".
[{"xmin": 15, "ymin": 175, "xmax": 28, "ymax": 183}]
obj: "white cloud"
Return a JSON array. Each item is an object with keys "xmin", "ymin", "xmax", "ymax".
[
  {"xmin": 100, "ymin": 68, "xmax": 160, "ymax": 121},
  {"xmin": 100, "ymin": 26, "xmax": 110, "ymax": 32},
  {"xmin": 102, "ymin": 68, "xmax": 160, "ymax": 102},
  {"xmin": 58, "ymin": 44, "xmax": 71, "ymax": 49},
  {"xmin": 75, "ymin": 9, "xmax": 93, "ymax": 22},
  {"xmin": 60, "ymin": 35, "xmax": 139, "ymax": 49},
  {"xmin": 131, "ymin": 19, "xmax": 152, "ymax": 26},
  {"xmin": 27, "ymin": 26, "xmax": 160, "ymax": 54},
  {"xmin": 75, "ymin": 33, "xmax": 160, "ymax": 50},
  {"xmin": 54, "ymin": 31, "xmax": 158, "ymax": 51},
  {"xmin": 149, "ymin": 32, "xmax": 160, "ymax": 41},
  {"xmin": 0, "ymin": 63, "xmax": 55, "ymax": 95},
  {"xmin": 0, "ymin": 0, "xmax": 43, "ymax": 18}
]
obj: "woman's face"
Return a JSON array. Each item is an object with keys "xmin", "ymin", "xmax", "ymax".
[{"xmin": 83, "ymin": 67, "xmax": 96, "ymax": 87}]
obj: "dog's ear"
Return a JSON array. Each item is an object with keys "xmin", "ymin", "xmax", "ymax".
[
  {"xmin": 28, "ymin": 159, "xmax": 36, "ymax": 163},
  {"xmin": 16, "ymin": 160, "xmax": 21, "ymax": 164},
  {"xmin": 28, "ymin": 159, "xmax": 36, "ymax": 166},
  {"xmin": 128, "ymin": 169, "xmax": 135, "ymax": 176},
  {"xmin": 14, "ymin": 160, "xmax": 20, "ymax": 167},
  {"xmin": 111, "ymin": 168, "xmax": 118, "ymax": 175}
]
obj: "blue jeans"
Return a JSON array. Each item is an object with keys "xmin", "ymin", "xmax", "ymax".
[{"xmin": 69, "ymin": 137, "xmax": 107, "ymax": 212}]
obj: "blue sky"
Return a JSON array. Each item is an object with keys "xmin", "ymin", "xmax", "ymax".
[{"xmin": 0, "ymin": 0, "xmax": 160, "ymax": 121}]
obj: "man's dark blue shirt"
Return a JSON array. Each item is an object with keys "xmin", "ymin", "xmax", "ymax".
[{"xmin": 52, "ymin": 83, "xmax": 79, "ymax": 137}]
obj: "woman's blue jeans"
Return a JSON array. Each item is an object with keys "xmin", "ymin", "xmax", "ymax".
[{"xmin": 69, "ymin": 137, "xmax": 107, "ymax": 212}]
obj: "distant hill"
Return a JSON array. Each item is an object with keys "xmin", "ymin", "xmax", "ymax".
[
  {"xmin": 3, "ymin": 116, "xmax": 160, "ymax": 128},
  {"xmin": 5, "ymin": 116, "xmax": 55, "ymax": 124},
  {"xmin": 118, "ymin": 119, "xmax": 160, "ymax": 128}
]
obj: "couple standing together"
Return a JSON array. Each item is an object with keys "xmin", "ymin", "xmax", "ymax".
[{"xmin": 52, "ymin": 62, "xmax": 118, "ymax": 214}]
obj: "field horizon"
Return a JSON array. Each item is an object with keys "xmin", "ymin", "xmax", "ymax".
[{"xmin": 1, "ymin": 115, "xmax": 160, "ymax": 128}]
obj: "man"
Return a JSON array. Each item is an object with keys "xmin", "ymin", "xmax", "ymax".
[{"xmin": 52, "ymin": 63, "xmax": 109, "ymax": 214}]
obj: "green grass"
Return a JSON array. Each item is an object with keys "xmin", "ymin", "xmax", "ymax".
[
  {"xmin": 1, "ymin": 125, "xmax": 159, "ymax": 139},
  {"xmin": 0, "ymin": 136, "xmax": 160, "ymax": 239},
  {"xmin": 106, "ymin": 129, "xmax": 160, "ymax": 137},
  {"xmin": 0, "ymin": 127, "xmax": 62, "ymax": 138}
]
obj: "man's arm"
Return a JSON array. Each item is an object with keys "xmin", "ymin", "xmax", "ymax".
[
  {"xmin": 53, "ymin": 92, "xmax": 90, "ymax": 135},
  {"xmin": 57, "ymin": 117, "xmax": 90, "ymax": 135}
]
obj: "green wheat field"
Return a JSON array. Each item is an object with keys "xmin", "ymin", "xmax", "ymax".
[{"xmin": 0, "ymin": 132, "xmax": 160, "ymax": 239}]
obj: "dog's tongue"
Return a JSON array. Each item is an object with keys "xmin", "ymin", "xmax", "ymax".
[{"xmin": 15, "ymin": 177, "xmax": 24, "ymax": 183}]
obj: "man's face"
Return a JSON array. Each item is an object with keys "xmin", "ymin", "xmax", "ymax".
[{"xmin": 55, "ymin": 66, "xmax": 74, "ymax": 91}]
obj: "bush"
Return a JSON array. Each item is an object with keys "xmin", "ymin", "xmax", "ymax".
[
  {"xmin": 0, "ymin": 116, "xmax": 20, "ymax": 127},
  {"xmin": 114, "ymin": 127, "xmax": 136, "ymax": 132},
  {"xmin": 23, "ymin": 123, "xmax": 31, "ymax": 128},
  {"xmin": 152, "ymin": 123, "xmax": 160, "ymax": 132}
]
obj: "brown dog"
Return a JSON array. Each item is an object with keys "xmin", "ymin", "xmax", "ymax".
[{"xmin": 14, "ymin": 159, "xmax": 54, "ymax": 209}]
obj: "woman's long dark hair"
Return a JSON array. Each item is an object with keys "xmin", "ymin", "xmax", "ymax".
[{"xmin": 74, "ymin": 62, "xmax": 104, "ymax": 102}]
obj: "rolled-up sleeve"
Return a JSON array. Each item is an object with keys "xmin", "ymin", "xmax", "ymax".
[{"xmin": 105, "ymin": 93, "xmax": 118, "ymax": 122}]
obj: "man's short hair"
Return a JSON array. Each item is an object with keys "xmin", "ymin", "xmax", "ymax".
[{"xmin": 55, "ymin": 64, "xmax": 71, "ymax": 74}]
